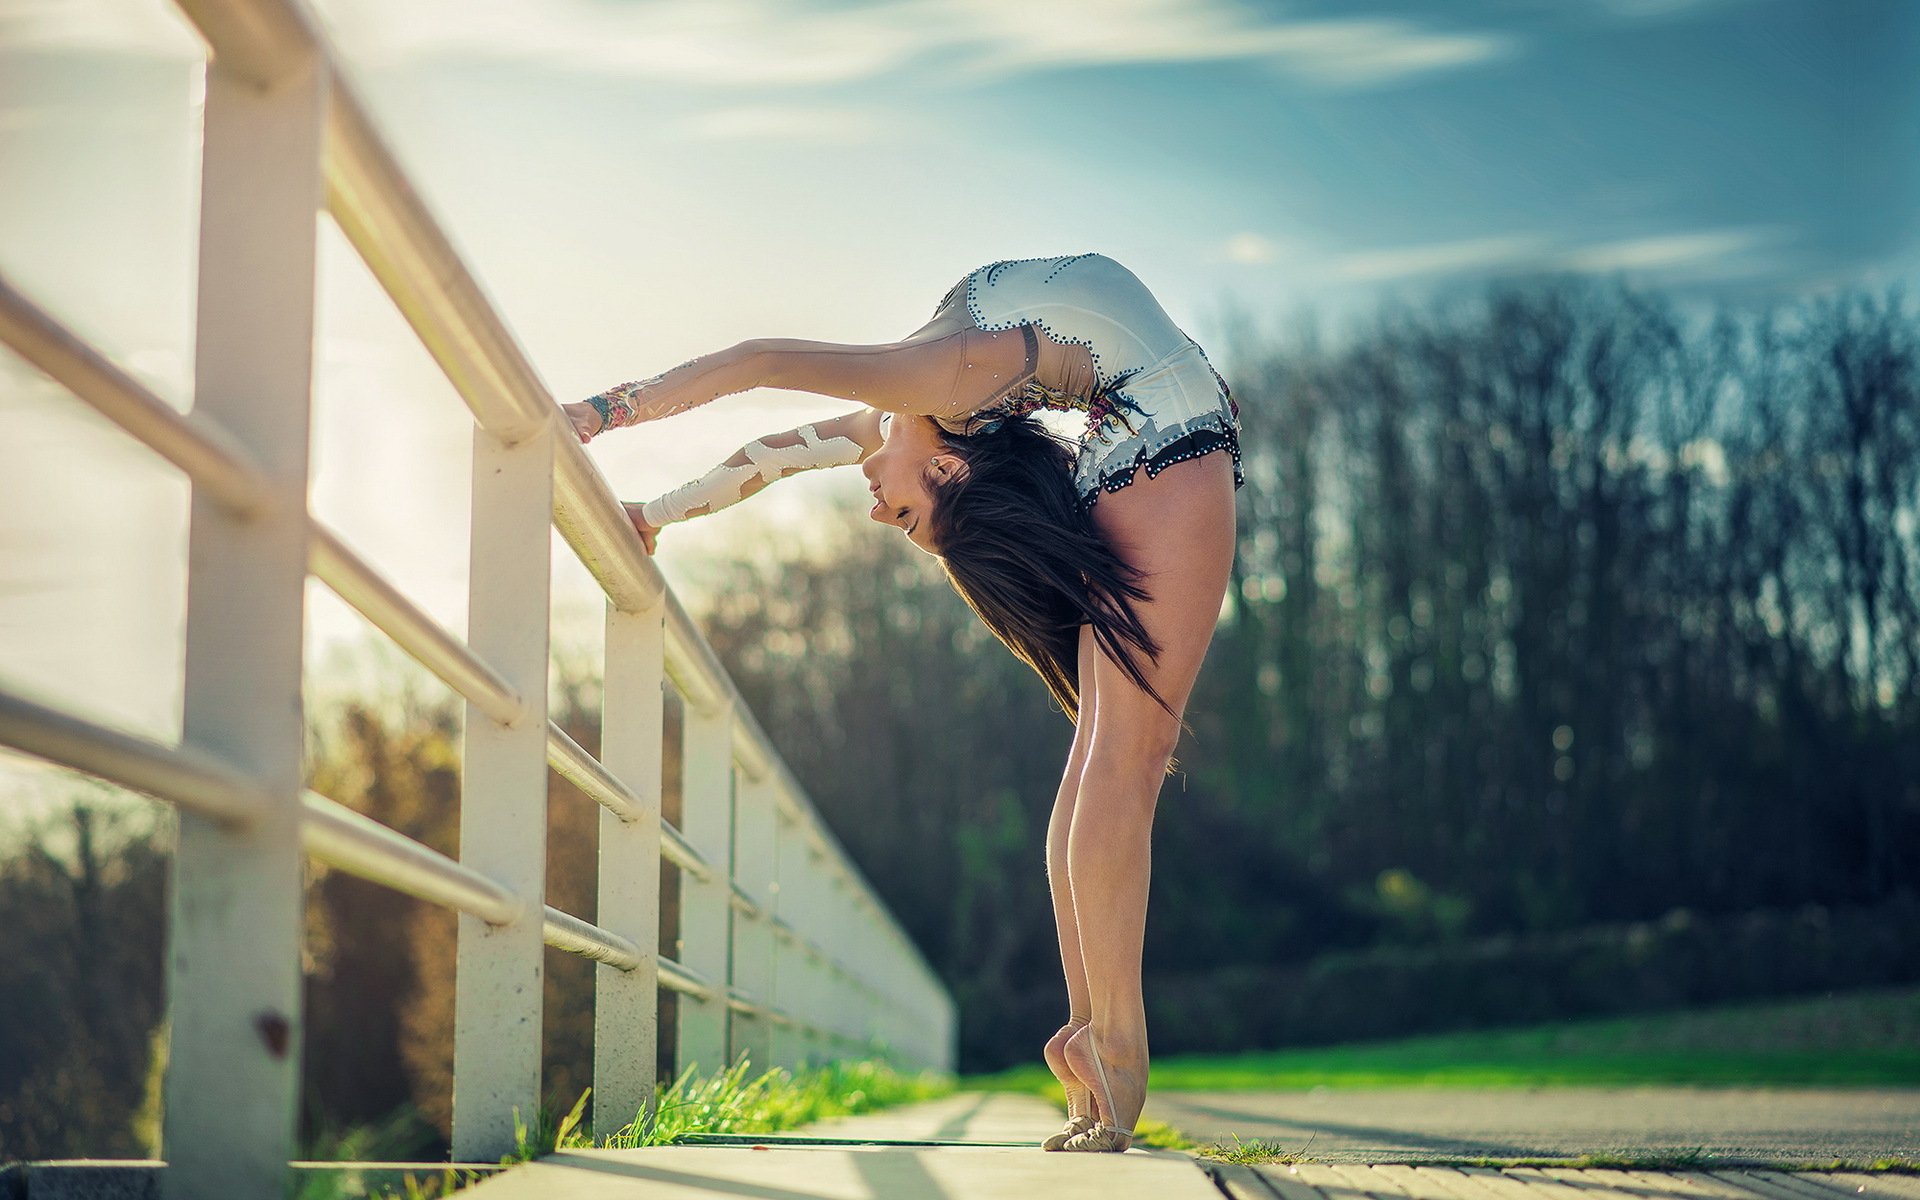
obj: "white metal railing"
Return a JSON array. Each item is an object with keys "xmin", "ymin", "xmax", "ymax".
[{"xmin": 0, "ymin": 2, "xmax": 956, "ymax": 1194}]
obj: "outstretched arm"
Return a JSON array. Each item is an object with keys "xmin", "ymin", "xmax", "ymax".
[
  {"xmin": 573, "ymin": 340, "xmax": 764, "ymax": 439},
  {"xmin": 573, "ymin": 322, "xmax": 1038, "ymax": 439},
  {"xmin": 621, "ymin": 407, "xmax": 881, "ymax": 551},
  {"xmin": 750, "ymin": 325, "xmax": 1036, "ymax": 425}
]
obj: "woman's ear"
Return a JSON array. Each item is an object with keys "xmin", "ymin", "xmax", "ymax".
[{"xmin": 928, "ymin": 452, "xmax": 970, "ymax": 485}]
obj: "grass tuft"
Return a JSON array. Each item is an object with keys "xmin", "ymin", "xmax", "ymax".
[
  {"xmin": 498, "ymin": 1056, "xmax": 955, "ymax": 1156},
  {"xmin": 1575, "ymin": 1147, "xmax": 1713, "ymax": 1169},
  {"xmin": 1193, "ymin": 1131, "xmax": 1313, "ymax": 1165}
]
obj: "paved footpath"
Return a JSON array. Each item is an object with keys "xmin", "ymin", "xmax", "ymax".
[
  {"xmin": 460, "ymin": 1091, "xmax": 1920, "ymax": 1199},
  {"xmin": 461, "ymin": 1093, "xmax": 1219, "ymax": 1198},
  {"xmin": 1145, "ymin": 1087, "xmax": 1920, "ymax": 1165},
  {"xmin": 1206, "ymin": 1162, "xmax": 1920, "ymax": 1200}
]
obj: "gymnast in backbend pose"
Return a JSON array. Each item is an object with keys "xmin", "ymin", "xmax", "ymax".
[{"xmin": 565, "ymin": 253, "xmax": 1242, "ymax": 1154}]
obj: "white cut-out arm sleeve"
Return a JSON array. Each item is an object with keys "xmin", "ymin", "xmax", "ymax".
[{"xmin": 637, "ymin": 419, "xmax": 868, "ymax": 527}]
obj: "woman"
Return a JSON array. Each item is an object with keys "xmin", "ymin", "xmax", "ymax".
[{"xmin": 565, "ymin": 252, "xmax": 1242, "ymax": 1154}]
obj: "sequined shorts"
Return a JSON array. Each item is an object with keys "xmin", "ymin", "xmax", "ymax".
[{"xmin": 1070, "ymin": 338, "xmax": 1243, "ymax": 507}]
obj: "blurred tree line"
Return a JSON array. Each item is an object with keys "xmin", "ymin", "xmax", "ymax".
[
  {"xmin": 699, "ymin": 279, "xmax": 1920, "ymax": 1066},
  {"xmin": 3, "ymin": 279, "xmax": 1916, "ymax": 1158}
]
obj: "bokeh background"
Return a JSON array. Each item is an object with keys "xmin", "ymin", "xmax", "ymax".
[{"xmin": 2, "ymin": 0, "xmax": 1916, "ymax": 1162}]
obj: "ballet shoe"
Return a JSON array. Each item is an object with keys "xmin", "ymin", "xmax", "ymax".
[
  {"xmin": 1041, "ymin": 1112, "xmax": 1096, "ymax": 1151},
  {"xmin": 1060, "ymin": 1121, "xmax": 1136, "ymax": 1153},
  {"xmin": 1060, "ymin": 1026, "xmax": 1136, "ymax": 1153}
]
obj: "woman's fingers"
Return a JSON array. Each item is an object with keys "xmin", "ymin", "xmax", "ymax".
[
  {"xmin": 564, "ymin": 401, "xmax": 604, "ymax": 443},
  {"xmin": 621, "ymin": 503, "xmax": 660, "ymax": 555}
]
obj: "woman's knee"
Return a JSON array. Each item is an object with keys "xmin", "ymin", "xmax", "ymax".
[{"xmin": 1086, "ymin": 712, "xmax": 1182, "ymax": 784}]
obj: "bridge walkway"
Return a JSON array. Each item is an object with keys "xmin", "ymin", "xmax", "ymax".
[{"xmin": 458, "ymin": 1091, "xmax": 1920, "ymax": 1200}]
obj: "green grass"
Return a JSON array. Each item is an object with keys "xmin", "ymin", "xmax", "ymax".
[
  {"xmin": 511, "ymin": 1056, "xmax": 955, "ymax": 1158},
  {"xmin": 290, "ymin": 1056, "xmax": 951, "ymax": 1197},
  {"xmin": 1191, "ymin": 1132, "xmax": 1312, "ymax": 1165},
  {"xmin": 964, "ymin": 986, "xmax": 1920, "ymax": 1095},
  {"xmin": 1131, "ymin": 1117, "xmax": 1199, "ymax": 1151}
]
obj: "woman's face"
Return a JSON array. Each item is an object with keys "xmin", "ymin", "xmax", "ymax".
[{"xmin": 861, "ymin": 413, "xmax": 965, "ymax": 554}]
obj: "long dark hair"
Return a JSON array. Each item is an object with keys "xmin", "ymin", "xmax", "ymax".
[{"xmin": 924, "ymin": 415, "xmax": 1172, "ymax": 724}]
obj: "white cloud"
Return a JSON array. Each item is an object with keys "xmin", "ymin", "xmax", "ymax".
[
  {"xmin": 1240, "ymin": 18, "xmax": 1516, "ymax": 88},
  {"xmin": 1327, "ymin": 226, "xmax": 1789, "ymax": 284},
  {"xmin": 1556, "ymin": 228, "xmax": 1786, "ymax": 276},
  {"xmin": 1224, "ymin": 232, "xmax": 1280, "ymax": 265},
  {"xmin": 1332, "ymin": 234, "xmax": 1549, "ymax": 282},
  {"xmin": 3, "ymin": 0, "xmax": 1517, "ymax": 91},
  {"xmin": 941, "ymin": 4, "xmax": 1516, "ymax": 88},
  {"xmin": 308, "ymin": 0, "xmax": 925, "ymax": 87},
  {"xmin": 672, "ymin": 104, "xmax": 887, "ymax": 145}
]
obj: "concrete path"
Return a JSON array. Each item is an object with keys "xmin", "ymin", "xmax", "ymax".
[
  {"xmin": 460, "ymin": 1093, "xmax": 1220, "ymax": 1199},
  {"xmin": 783, "ymin": 1090, "xmax": 1066, "ymax": 1142},
  {"xmin": 1207, "ymin": 1164, "xmax": 1920, "ymax": 1200},
  {"xmin": 1145, "ymin": 1087, "xmax": 1920, "ymax": 1165},
  {"xmin": 455, "ymin": 1091, "xmax": 1920, "ymax": 1199}
]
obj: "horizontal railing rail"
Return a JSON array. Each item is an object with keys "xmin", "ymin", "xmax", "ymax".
[{"xmin": 0, "ymin": 2, "xmax": 956, "ymax": 1193}]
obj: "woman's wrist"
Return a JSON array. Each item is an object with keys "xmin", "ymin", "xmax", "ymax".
[
  {"xmin": 585, "ymin": 383, "xmax": 641, "ymax": 432},
  {"xmin": 583, "ymin": 394, "xmax": 612, "ymax": 435}
]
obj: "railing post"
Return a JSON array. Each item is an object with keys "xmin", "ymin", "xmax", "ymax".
[
  {"xmin": 730, "ymin": 767, "xmax": 775, "ymax": 1071},
  {"xmin": 863, "ymin": 905, "xmax": 901, "ymax": 1065},
  {"xmin": 931, "ymin": 966, "xmax": 956, "ymax": 1075},
  {"xmin": 594, "ymin": 600, "xmax": 664, "ymax": 1136},
  {"xmin": 163, "ymin": 52, "xmax": 325, "ymax": 1200},
  {"xmin": 833, "ymin": 879, "xmax": 871, "ymax": 1053},
  {"xmin": 676, "ymin": 698, "xmax": 734, "ymax": 1077},
  {"xmin": 767, "ymin": 808, "xmax": 798, "ymax": 1072},
  {"xmin": 783, "ymin": 839, "xmax": 830, "ymax": 1067},
  {"xmin": 452, "ymin": 419, "xmax": 554, "ymax": 1160},
  {"xmin": 818, "ymin": 875, "xmax": 850, "ymax": 1050}
]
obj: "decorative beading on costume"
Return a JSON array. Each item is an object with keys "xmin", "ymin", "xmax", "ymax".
[
  {"xmin": 638, "ymin": 422, "xmax": 862, "ymax": 527},
  {"xmin": 1078, "ymin": 414, "xmax": 1244, "ymax": 509},
  {"xmin": 966, "ymin": 260, "xmax": 1110, "ymax": 394},
  {"xmin": 951, "ymin": 254, "xmax": 1246, "ymax": 508}
]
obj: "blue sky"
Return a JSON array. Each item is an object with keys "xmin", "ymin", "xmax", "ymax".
[{"xmin": 0, "ymin": 0, "xmax": 1914, "ymax": 817}]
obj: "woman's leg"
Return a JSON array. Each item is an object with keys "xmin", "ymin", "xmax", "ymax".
[
  {"xmin": 1042, "ymin": 628, "xmax": 1100, "ymax": 1123},
  {"xmin": 1061, "ymin": 451, "xmax": 1238, "ymax": 1144}
]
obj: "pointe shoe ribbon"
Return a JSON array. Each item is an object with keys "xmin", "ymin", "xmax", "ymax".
[{"xmin": 1042, "ymin": 1112, "xmax": 1097, "ymax": 1151}]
